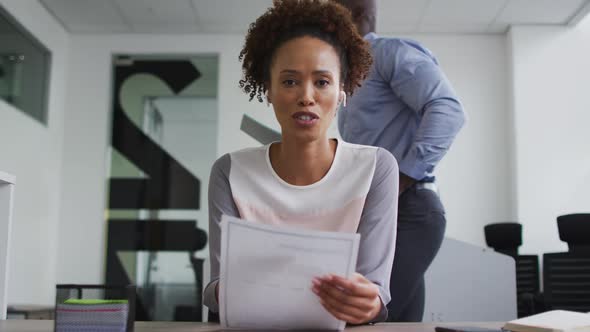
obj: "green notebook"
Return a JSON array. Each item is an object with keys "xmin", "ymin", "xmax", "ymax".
[{"xmin": 63, "ymin": 299, "xmax": 128, "ymax": 305}]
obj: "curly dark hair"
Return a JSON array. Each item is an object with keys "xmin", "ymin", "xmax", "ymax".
[{"xmin": 239, "ymin": 0, "xmax": 372, "ymax": 102}]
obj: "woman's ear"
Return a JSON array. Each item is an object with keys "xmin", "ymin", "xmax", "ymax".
[
  {"xmin": 339, "ymin": 91, "xmax": 347, "ymax": 107},
  {"xmin": 265, "ymin": 89, "xmax": 272, "ymax": 107}
]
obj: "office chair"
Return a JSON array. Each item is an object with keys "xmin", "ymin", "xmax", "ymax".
[
  {"xmin": 543, "ymin": 214, "xmax": 590, "ymax": 312},
  {"xmin": 484, "ymin": 222, "xmax": 543, "ymax": 317}
]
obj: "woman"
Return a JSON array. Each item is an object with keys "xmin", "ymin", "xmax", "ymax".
[{"xmin": 203, "ymin": 0, "xmax": 399, "ymax": 324}]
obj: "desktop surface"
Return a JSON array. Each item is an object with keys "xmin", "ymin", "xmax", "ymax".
[{"xmin": 0, "ymin": 320, "xmax": 503, "ymax": 332}]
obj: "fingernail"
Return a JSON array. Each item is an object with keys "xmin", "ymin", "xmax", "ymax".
[{"xmin": 312, "ymin": 278, "xmax": 320, "ymax": 286}]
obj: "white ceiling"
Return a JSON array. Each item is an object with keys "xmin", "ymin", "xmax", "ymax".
[{"xmin": 39, "ymin": 0, "xmax": 590, "ymax": 35}]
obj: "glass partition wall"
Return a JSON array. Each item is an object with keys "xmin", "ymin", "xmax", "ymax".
[{"xmin": 106, "ymin": 55, "xmax": 218, "ymax": 322}]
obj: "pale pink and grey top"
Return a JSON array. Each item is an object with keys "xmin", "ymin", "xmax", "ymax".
[{"xmin": 203, "ymin": 139, "xmax": 399, "ymax": 322}]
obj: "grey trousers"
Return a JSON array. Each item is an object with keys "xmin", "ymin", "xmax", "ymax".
[{"xmin": 386, "ymin": 184, "xmax": 446, "ymax": 322}]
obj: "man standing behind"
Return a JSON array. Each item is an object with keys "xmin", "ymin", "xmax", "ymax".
[{"xmin": 334, "ymin": 0, "xmax": 466, "ymax": 322}]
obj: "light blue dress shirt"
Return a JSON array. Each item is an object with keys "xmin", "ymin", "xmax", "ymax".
[{"xmin": 338, "ymin": 33, "xmax": 465, "ymax": 181}]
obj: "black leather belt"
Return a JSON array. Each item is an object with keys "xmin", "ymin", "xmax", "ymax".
[{"xmin": 415, "ymin": 182, "xmax": 438, "ymax": 193}]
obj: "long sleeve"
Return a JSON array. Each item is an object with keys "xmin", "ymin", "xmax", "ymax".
[
  {"xmin": 203, "ymin": 154, "xmax": 240, "ymax": 313},
  {"xmin": 376, "ymin": 40, "xmax": 465, "ymax": 180},
  {"xmin": 356, "ymin": 148, "xmax": 399, "ymax": 322}
]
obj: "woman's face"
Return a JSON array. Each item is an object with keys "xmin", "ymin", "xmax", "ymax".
[{"xmin": 267, "ymin": 36, "xmax": 342, "ymax": 144}]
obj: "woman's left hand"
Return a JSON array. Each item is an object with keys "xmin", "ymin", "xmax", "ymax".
[{"xmin": 311, "ymin": 272, "xmax": 382, "ymax": 325}]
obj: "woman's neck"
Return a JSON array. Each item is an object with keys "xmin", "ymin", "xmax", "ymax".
[{"xmin": 270, "ymin": 138, "xmax": 337, "ymax": 186}]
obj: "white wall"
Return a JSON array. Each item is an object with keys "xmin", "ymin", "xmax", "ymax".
[
  {"xmin": 0, "ymin": 0, "xmax": 69, "ymax": 305},
  {"xmin": 509, "ymin": 17, "xmax": 590, "ymax": 255}
]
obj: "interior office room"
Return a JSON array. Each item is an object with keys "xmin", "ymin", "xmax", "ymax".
[{"xmin": 1, "ymin": 0, "xmax": 589, "ymax": 325}]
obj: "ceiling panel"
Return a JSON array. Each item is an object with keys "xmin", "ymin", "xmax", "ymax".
[
  {"xmin": 192, "ymin": 0, "xmax": 272, "ymax": 33},
  {"xmin": 125, "ymin": 24, "xmax": 200, "ymax": 33},
  {"xmin": 64, "ymin": 24, "xmax": 132, "ymax": 34},
  {"xmin": 114, "ymin": 0, "xmax": 198, "ymax": 32},
  {"xmin": 378, "ymin": 24, "xmax": 421, "ymax": 34},
  {"xmin": 376, "ymin": 0, "xmax": 429, "ymax": 30},
  {"xmin": 496, "ymin": 0, "xmax": 587, "ymax": 24},
  {"xmin": 196, "ymin": 23, "xmax": 256, "ymax": 34},
  {"xmin": 41, "ymin": 0, "xmax": 128, "ymax": 28},
  {"xmin": 422, "ymin": 0, "xmax": 508, "ymax": 24},
  {"xmin": 420, "ymin": 23, "xmax": 500, "ymax": 34},
  {"xmin": 38, "ymin": 0, "xmax": 590, "ymax": 35}
]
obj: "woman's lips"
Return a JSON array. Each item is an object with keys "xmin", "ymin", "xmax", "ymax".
[{"xmin": 292, "ymin": 111, "xmax": 319, "ymax": 127}]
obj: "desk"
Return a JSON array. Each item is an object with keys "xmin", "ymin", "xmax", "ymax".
[
  {"xmin": 6, "ymin": 305, "xmax": 54, "ymax": 320},
  {"xmin": 0, "ymin": 320, "xmax": 503, "ymax": 332}
]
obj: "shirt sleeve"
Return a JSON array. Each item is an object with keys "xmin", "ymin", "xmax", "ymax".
[
  {"xmin": 203, "ymin": 153, "xmax": 240, "ymax": 313},
  {"xmin": 356, "ymin": 148, "xmax": 399, "ymax": 322},
  {"xmin": 376, "ymin": 40, "xmax": 465, "ymax": 180}
]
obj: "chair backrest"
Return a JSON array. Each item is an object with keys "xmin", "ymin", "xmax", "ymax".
[
  {"xmin": 543, "ymin": 252, "xmax": 590, "ymax": 312},
  {"xmin": 484, "ymin": 222, "xmax": 542, "ymax": 317},
  {"xmin": 484, "ymin": 222, "xmax": 522, "ymax": 257},
  {"xmin": 516, "ymin": 255, "xmax": 540, "ymax": 295},
  {"xmin": 515, "ymin": 255, "xmax": 541, "ymax": 317},
  {"xmin": 557, "ymin": 214, "xmax": 590, "ymax": 253}
]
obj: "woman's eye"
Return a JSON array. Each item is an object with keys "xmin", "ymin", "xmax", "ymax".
[
  {"xmin": 282, "ymin": 79, "xmax": 296, "ymax": 86},
  {"xmin": 317, "ymin": 80, "xmax": 330, "ymax": 87}
]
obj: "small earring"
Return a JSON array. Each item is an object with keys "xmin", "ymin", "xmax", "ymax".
[
  {"xmin": 340, "ymin": 91, "xmax": 347, "ymax": 107},
  {"xmin": 265, "ymin": 91, "xmax": 271, "ymax": 107}
]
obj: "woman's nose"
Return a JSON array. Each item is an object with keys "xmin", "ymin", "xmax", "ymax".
[{"xmin": 297, "ymin": 83, "xmax": 315, "ymax": 106}]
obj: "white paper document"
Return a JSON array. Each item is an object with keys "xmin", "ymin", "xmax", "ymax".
[{"xmin": 219, "ymin": 215, "xmax": 360, "ymax": 330}]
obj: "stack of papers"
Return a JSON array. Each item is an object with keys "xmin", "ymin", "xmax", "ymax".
[
  {"xmin": 219, "ymin": 215, "xmax": 360, "ymax": 330},
  {"xmin": 503, "ymin": 310, "xmax": 590, "ymax": 332},
  {"xmin": 55, "ymin": 299, "xmax": 129, "ymax": 332}
]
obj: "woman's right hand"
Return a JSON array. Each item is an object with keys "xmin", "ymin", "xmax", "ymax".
[{"xmin": 312, "ymin": 273, "xmax": 382, "ymax": 325}]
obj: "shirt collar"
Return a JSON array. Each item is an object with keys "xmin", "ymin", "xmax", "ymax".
[{"xmin": 364, "ymin": 32, "xmax": 378, "ymax": 41}]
